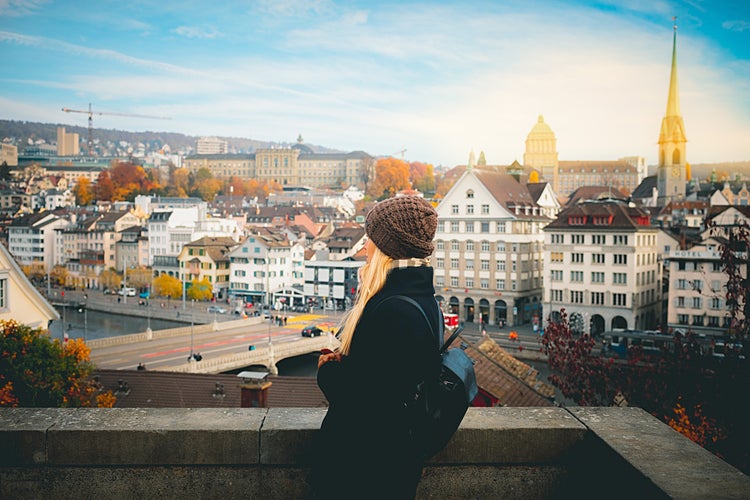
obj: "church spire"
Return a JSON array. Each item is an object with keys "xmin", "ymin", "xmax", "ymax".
[{"xmin": 665, "ymin": 19, "xmax": 680, "ymax": 118}]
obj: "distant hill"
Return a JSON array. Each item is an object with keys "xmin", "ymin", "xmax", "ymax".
[{"xmin": 0, "ymin": 119, "xmax": 342, "ymax": 155}]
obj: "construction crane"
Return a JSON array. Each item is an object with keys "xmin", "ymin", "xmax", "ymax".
[
  {"xmin": 62, "ymin": 103, "xmax": 170, "ymax": 155},
  {"xmin": 391, "ymin": 148, "xmax": 407, "ymax": 159}
]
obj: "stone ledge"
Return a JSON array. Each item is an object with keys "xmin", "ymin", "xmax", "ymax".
[{"xmin": 1, "ymin": 407, "xmax": 748, "ymax": 499}]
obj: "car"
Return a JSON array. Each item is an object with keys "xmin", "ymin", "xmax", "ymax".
[
  {"xmin": 139, "ymin": 291, "xmax": 150, "ymax": 299},
  {"xmin": 207, "ymin": 305, "xmax": 227, "ymax": 314},
  {"xmin": 118, "ymin": 287, "xmax": 136, "ymax": 296},
  {"xmin": 301, "ymin": 325, "xmax": 323, "ymax": 337}
]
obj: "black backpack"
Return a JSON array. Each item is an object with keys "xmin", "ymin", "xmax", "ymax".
[{"xmin": 384, "ymin": 295, "xmax": 478, "ymax": 459}]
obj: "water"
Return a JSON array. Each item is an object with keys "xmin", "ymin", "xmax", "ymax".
[{"xmin": 48, "ymin": 306, "xmax": 183, "ymax": 342}]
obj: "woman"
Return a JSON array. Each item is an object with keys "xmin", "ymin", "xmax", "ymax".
[{"xmin": 309, "ymin": 196, "xmax": 442, "ymax": 500}]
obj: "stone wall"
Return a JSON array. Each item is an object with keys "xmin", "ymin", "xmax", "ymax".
[{"xmin": 1, "ymin": 407, "xmax": 748, "ymax": 499}]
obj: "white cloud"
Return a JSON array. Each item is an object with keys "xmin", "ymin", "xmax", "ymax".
[
  {"xmin": 173, "ymin": 26, "xmax": 223, "ymax": 39},
  {"xmin": 0, "ymin": 0, "xmax": 49, "ymax": 17},
  {"xmin": 722, "ymin": 20, "xmax": 750, "ymax": 32}
]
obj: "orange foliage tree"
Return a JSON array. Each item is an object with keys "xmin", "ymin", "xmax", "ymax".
[
  {"xmin": 409, "ymin": 162, "xmax": 435, "ymax": 194},
  {"xmin": 109, "ymin": 162, "xmax": 161, "ymax": 201},
  {"xmin": 73, "ymin": 177, "xmax": 95, "ymax": 206},
  {"xmin": 95, "ymin": 170, "xmax": 115, "ymax": 202},
  {"xmin": 0, "ymin": 320, "xmax": 115, "ymax": 407},
  {"xmin": 369, "ymin": 158, "xmax": 410, "ymax": 199}
]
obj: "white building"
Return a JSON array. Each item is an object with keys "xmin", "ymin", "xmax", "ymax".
[
  {"xmin": 7, "ymin": 212, "xmax": 69, "ymax": 272},
  {"xmin": 228, "ymin": 230, "xmax": 305, "ymax": 307},
  {"xmin": 433, "ymin": 163, "xmax": 550, "ymax": 328},
  {"xmin": 303, "ymin": 259, "xmax": 364, "ymax": 311},
  {"xmin": 196, "ymin": 137, "xmax": 228, "ymax": 155},
  {"xmin": 543, "ymin": 199, "xmax": 662, "ymax": 335}
]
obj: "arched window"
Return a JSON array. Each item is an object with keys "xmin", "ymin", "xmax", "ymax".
[
  {"xmin": 466, "ymin": 189, "xmax": 474, "ymax": 199},
  {"xmin": 672, "ymin": 148, "xmax": 681, "ymax": 165}
]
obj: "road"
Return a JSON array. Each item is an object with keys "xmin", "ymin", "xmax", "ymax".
[{"xmin": 89, "ymin": 311, "xmax": 340, "ymax": 372}]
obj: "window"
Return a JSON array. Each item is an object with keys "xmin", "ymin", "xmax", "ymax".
[
  {"xmin": 480, "ymin": 259, "xmax": 489, "ymax": 270},
  {"xmin": 551, "ymin": 289, "xmax": 563, "ymax": 302},
  {"xmin": 451, "ymin": 240, "xmax": 460, "ymax": 251},
  {"xmin": 480, "ymin": 279, "xmax": 489, "ymax": 289},
  {"xmin": 692, "ymin": 297, "xmax": 702, "ymax": 309},
  {"xmin": 465, "ymin": 222, "xmax": 474, "ymax": 233},
  {"xmin": 692, "ymin": 315, "xmax": 704, "ymax": 326},
  {"xmin": 466, "ymin": 190, "xmax": 474, "ymax": 199},
  {"xmin": 451, "ymin": 204, "xmax": 459, "ymax": 215},
  {"xmin": 497, "ymin": 260, "xmax": 506, "ymax": 271},
  {"xmin": 614, "ymin": 254, "xmax": 627, "ymax": 265},
  {"xmin": 551, "ymin": 234, "xmax": 564, "ymax": 244},
  {"xmin": 571, "ymin": 253, "xmax": 584, "ymax": 264},
  {"xmin": 496, "ymin": 279, "xmax": 505, "ymax": 290},
  {"xmin": 592, "ymin": 253, "xmax": 605, "ymax": 264},
  {"xmin": 571, "ymin": 234, "xmax": 584, "ymax": 244},
  {"xmin": 467, "ymin": 204, "xmax": 474, "ymax": 214},
  {"xmin": 591, "ymin": 271, "xmax": 605, "ymax": 283},
  {"xmin": 551, "ymin": 270, "xmax": 563, "ymax": 281},
  {"xmin": 450, "ymin": 259, "xmax": 459, "ymax": 269},
  {"xmin": 436, "ymin": 258, "xmax": 444, "ymax": 268},
  {"xmin": 676, "ymin": 296, "xmax": 685, "ymax": 308},
  {"xmin": 436, "ymin": 277, "xmax": 444, "ymax": 287},
  {"xmin": 465, "ymin": 277, "xmax": 474, "ymax": 288},
  {"xmin": 592, "ymin": 234, "xmax": 605, "ymax": 245},
  {"xmin": 481, "ymin": 241, "xmax": 490, "ymax": 252},
  {"xmin": 571, "ymin": 271, "xmax": 584, "ymax": 282},
  {"xmin": 591, "ymin": 292, "xmax": 605, "ymax": 305},
  {"xmin": 551, "ymin": 252, "xmax": 564, "ymax": 263},
  {"xmin": 693, "ymin": 280, "xmax": 703, "ymax": 292},
  {"xmin": 613, "ymin": 273, "xmax": 627, "ymax": 284},
  {"xmin": 438, "ymin": 221, "xmax": 445, "ymax": 232},
  {"xmin": 677, "ymin": 279, "xmax": 687, "ymax": 289},
  {"xmin": 466, "ymin": 241, "xmax": 474, "ymax": 251},
  {"xmin": 481, "ymin": 222, "xmax": 490, "ymax": 233},
  {"xmin": 481, "ymin": 204, "xmax": 489, "ymax": 214},
  {"xmin": 677, "ymin": 314, "xmax": 689, "ymax": 325},
  {"xmin": 450, "ymin": 222, "xmax": 459, "ymax": 232},
  {"xmin": 708, "ymin": 316, "xmax": 720, "ymax": 327},
  {"xmin": 613, "ymin": 293, "xmax": 627, "ymax": 306},
  {"xmin": 571, "ymin": 291, "xmax": 584, "ymax": 303},
  {"xmin": 710, "ymin": 297, "xmax": 722, "ymax": 310},
  {"xmin": 496, "ymin": 242, "xmax": 505, "ymax": 252},
  {"xmin": 497, "ymin": 222, "xmax": 506, "ymax": 233},
  {"xmin": 466, "ymin": 259, "xmax": 474, "ymax": 270},
  {"xmin": 0, "ymin": 273, "xmax": 6, "ymax": 311},
  {"xmin": 451, "ymin": 277, "xmax": 459, "ymax": 287},
  {"xmin": 613, "ymin": 235, "xmax": 629, "ymax": 245}
]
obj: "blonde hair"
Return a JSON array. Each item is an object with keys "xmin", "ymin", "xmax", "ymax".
[{"xmin": 338, "ymin": 246, "xmax": 393, "ymax": 354}]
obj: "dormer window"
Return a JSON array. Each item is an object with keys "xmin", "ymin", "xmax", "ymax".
[
  {"xmin": 466, "ymin": 190, "xmax": 474, "ymax": 199},
  {"xmin": 593, "ymin": 215, "xmax": 613, "ymax": 225},
  {"xmin": 568, "ymin": 216, "xmax": 586, "ymax": 225}
]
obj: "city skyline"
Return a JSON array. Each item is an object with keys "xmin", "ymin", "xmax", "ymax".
[{"xmin": 1, "ymin": 0, "xmax": 749, "ymax": 167}]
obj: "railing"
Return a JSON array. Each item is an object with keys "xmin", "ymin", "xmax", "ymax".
[{"xmin": 1, "ymin": 407, "xmax": 748, "ymax": 499}]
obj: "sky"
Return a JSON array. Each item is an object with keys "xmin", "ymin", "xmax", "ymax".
[{"xmin": 1, "ymin": 0, "xmax": 749, "ymax": 168}]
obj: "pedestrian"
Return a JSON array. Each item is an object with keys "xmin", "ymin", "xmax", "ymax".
[{"xmin": 308, "ymin": 196, "xmax": 440, "ymax": 499}]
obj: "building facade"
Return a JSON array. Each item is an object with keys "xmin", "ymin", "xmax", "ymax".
[
  {"xmin": 433, "ymin": 165, "xmax": 550, "ymax": 328},
  {"xmin": 543, "ymin": 199, "xmax": 662, "ymax": 335}
]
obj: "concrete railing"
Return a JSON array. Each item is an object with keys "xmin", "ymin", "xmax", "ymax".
[{"xmin": 2, "ymin": 407, "xmax": 748, "ymax": 499}]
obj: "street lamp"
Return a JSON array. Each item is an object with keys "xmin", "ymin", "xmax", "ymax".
[{"xmin": 189, "ymin": 298, "xmax": 195, "ymax": 361}]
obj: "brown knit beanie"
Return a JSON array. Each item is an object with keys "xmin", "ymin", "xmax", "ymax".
[{"xmin": 365, "ymin": 196, "xmax": 438, "ymax": 260}]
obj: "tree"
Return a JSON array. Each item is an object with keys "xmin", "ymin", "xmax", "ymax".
[
  {"xmin": 369, "ymin": 158, "xmax": 410, "ymax": 199},
  {"xmin": 99, "ymin": 268, "xmax": 121, "ymax": 291},
  {"xmin": 153, "ymin": 274, "xmax": 182, "ymax": 299},
  {"xmin": 0, "ymin": 320, "xmax": 116, "ymax": 408},
  {"xmin": 189, "ymin": 168, "xmax": 222, "ymax": 201},
  {"xmin": 95, "ymin": 170, "xmax": 115, "ymax": 202},
  {"xmin": 186, "ymin": 278, "xmax": 213, "ymax": 301},
  {"xmin": 410, "ymin": 162, "xmax": 435, "ymax": 194},
  {"xmin": 73, "ymin": 177, "xmax": 95, "ymax": 206},
  {"xmin": 50, "ymin": 265, "xmax": 68, "ymax": 287}
]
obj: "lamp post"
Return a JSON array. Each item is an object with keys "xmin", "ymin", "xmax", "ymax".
[
  {"xmin": 123, "ymin": 264, "xmax": 128, "ymax": 305},
  {"xmin": 189, "ymin": 298, "xmax": 195, "ymax": 361}
]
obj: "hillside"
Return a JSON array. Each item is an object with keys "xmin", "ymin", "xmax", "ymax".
[{"xmin": 0, "ymin": 119, "xmax": 341, "ymax": 155}]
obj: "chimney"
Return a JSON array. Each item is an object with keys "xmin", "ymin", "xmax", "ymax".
[{"xmin": 237, "ymin": 371, "xmax": 272, "ymax": 408}]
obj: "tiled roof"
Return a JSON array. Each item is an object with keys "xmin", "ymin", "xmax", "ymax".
[
  {"xmin": 631, "ymin": 175, "xmax": 658, "ymax": 199},
  {"xmin": 565, "ymin": 185, "xmax": 628, "ymax": 207},
  {"xmin": 463, "ymin": 337, "xmax": 554, "ymax": 406},
  {"xmin": 558, "ymin": 160, "xmax": 636, "ymax": 174},
  {"xmin": 546, "ymin": 199, "xmax": 653, "ymax": 231},
  {"xmin": 94, "ymin": 369, "xmax": 328, "ymax": 408}
]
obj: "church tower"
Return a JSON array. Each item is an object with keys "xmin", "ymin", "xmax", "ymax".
[
  {"xmin": 657, "ymin": 20, "xmax": 687, "ymax": 205},
  {"xmin": 524, "ymin": 115, "xmax": 559, "ymax": 193}
]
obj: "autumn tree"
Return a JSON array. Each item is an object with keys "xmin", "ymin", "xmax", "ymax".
[
  {"xmin": 0, "ymin": 320, "xmax": 116, "ymax": 408},
  {"xmin": 409, "ymin": 162, "xmax": 435, "ymax": 194},
  {"xmin": 73, "ymin": 177, "xmax": 95, "ymax": 206},
  {"xmin": 186, "ymin": 278, "xmax": 213, "ymax": 301},
  {"xmin": 168, "ymin": 167, "xmax": 190, "ymax": 198},
  {"xmin": 99, "ymin": 268, "xmax": 121, "ymax": 291},
  {"xmin": 153, "ymin": 273, "xmax": 182, "ymax": 299},
  {"xmin": 369, "ymin": 158, "xmax": 410, "ymax": 199},
  {"xmin": 50, "ymin": 265, "xmax": 69, "ymax": 287},
  {"xmin": 189, "ymin": 168, "xmax": 222, "ymax": 202},
  {"xmin": 95, "ymin": 170, "xmax": 115, "ymax": 202}
]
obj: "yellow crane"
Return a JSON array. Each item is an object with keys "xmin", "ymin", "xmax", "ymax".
[{"xmin": 62, "ymin": 103, "xmax": 170, "ymax": 155}]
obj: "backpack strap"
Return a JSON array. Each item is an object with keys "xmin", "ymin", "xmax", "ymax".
[{"xmin": 380, "ymin": 295, "xmax": 462, "ymax": 354}]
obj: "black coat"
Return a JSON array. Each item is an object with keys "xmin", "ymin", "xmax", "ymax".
[{"xmin": 309, "ymin": 266, "xmax": 441, "ymax": 500}]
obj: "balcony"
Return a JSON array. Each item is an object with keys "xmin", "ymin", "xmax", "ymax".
[{"xmin": 2, "ymin": 407, "xmax": 748, "ymax": 498}]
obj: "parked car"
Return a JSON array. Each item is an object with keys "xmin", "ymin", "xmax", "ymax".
[
  {"xmin": 301, "ymin": 325, "xmax": 323, "ymax": 337},
  {"xmin": 118, "ymin": 287, "xmax": 136, "ymax": 296},
  {"xmin": 207, "ymin": 305, "xmax": 227, "ymax": 314}
]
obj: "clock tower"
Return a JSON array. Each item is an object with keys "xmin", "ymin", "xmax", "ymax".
[{"xmin": 657, "ymin": 19, "xmax": 687, "ymax": 205}]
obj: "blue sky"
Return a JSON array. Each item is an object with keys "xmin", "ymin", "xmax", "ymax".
[{"xmin": 1, "ymin": 0, "xmax": 748, "ymax": 167}]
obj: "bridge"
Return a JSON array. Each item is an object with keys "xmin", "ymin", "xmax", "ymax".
[{"xmin": 88, "ymin": 317, "xmax": 340, "ymax": 374}]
